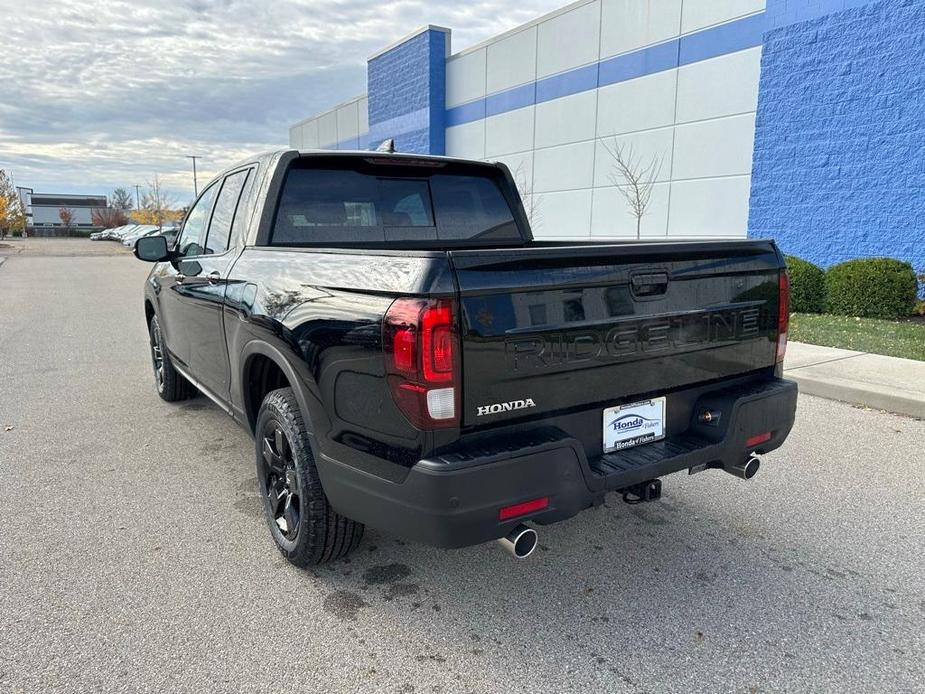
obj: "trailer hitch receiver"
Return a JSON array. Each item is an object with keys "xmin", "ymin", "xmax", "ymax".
[{"xmin": 621, "ymin": 479, "xmax": 662, "ymax": 505}]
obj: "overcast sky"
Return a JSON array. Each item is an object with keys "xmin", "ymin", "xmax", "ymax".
[{"xmin": 0, "ymin": 0, "xmax": 562, "ymax": 205}]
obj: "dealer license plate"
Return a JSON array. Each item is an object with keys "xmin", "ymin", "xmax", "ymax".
[{"xmin": 602, "ymin": 397, "xmax": 666, "ymax": 453}]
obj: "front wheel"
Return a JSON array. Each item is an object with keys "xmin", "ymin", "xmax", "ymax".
[
  {"xmin": 148, "ymin": 315, "xmax": 195, "ymax": 402},
  {"xmin": 255, "ymin": 387, "xmax": 364, "ymax": 566}
]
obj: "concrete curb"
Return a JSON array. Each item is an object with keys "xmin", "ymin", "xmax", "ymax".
[
  {"xmin": 784, "ymin": 342, "xmax": 925, "ymax": 419},
  {"xmin": 786, "ymin": 371, "xmax": 925, "ymax": 419}
]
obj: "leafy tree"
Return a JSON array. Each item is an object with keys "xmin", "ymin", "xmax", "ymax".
[
  {"xmin": 0, "ymin": 170, "xmax": 27, "ymax": 239},
  {"xmin": 110, "ymin": 187, "xmax": 134, "ymax": 210},
  {"xmin": 58, "ymin": 207, "xmax": 75, "ymax": 235}
]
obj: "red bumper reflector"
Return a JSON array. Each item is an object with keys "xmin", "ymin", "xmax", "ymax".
[
  {"xmin": 746, "ymin": 432, "xmax": 772, "ymax": 448},
  {"xmin": 499, "ymin": 497, "xmax": 549, "ymax": 521}
]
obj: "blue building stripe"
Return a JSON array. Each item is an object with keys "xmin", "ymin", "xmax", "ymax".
[
  {"xmin": 485, "ymin": 82, "xmax": 535, "ymax": 117},
  {"xmin": 446, "ymin": 99, "xmax": 486, "ymax": 126},
  {"xmin": 535, "ymin": 62, "xmax": 599, "ymax": 103},
  {"xmin": 445, "ymin": 11, "xmax": 767, "ymax": 128},
  {"xmin": 598, "ymin": 38, "xmax": 679, "ymax": 87},
  {"xmin": 679, "ymin": 12, "xmax": 765, "ymax": 65}
]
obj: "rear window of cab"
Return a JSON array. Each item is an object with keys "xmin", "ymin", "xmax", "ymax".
[{"xmin": 270, "ymin": 158, "xmax": 522, "ymax": 247}]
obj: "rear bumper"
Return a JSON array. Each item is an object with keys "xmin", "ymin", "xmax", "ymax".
[{"xmin": 317, "ymin": 377, "xmax": 798, "ymax": 548}]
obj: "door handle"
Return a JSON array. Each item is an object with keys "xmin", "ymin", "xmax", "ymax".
[{"xmin": 207, "ymin": 271, "xmax": 221, "ymax": 284}]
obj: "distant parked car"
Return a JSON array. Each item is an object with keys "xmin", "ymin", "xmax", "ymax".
[
  {"xmin": 124, "ymin": 226, "xmax": 177, "ymax": 248},
  {"xmin": 123, "ymin": 228, "xmax": 158, "ymax": 247},
  {"xmin": 155, "ymin": 227, "xmax": 179, "ymax": 248},
  {"xmin": 91, "ymin": 224, "xmax": 129, "ymax": 240},
  {"xmin": 96, "ymin": 224, "xmax": 137, "ymax": 241},
  {"xmin": 120, "ymin": 225, "xmax": 160, "ymax": 246}
]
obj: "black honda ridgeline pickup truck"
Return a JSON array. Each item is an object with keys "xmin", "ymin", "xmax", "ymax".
[{"xmin": 135, "ymin": 149, "xmax": 797, "ymax": 565}]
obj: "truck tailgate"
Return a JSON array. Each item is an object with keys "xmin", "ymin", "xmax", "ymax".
[{"xmin": 450, "ymin": 241, "xmax": 782, "ymax": 428}]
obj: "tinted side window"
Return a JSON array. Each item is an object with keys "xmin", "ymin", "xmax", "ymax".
[
  {"xmin": 177, "ymin": 184, "xmax": 218, "ymax": 257},
  {"xmin": 205, "ymin": 170, "xmax": 250, "ymax": 255}
]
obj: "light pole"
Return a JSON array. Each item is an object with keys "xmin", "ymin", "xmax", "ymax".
[
  {"xmin": 186, "ymin": 155, "xmax": 201, "ymax": 197},
  {"xmin": 134, "ymin": 184, "xmax": 141, "ymax": 209}
]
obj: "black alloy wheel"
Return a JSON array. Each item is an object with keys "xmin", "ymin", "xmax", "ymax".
[
  {"xmin": 260, "ymin": 420, "xmax": 302, "ymax": 543},
  {"xmin": 148, "ymin": 314, "xmax": 195, "ymax": 402},
  {"xmin": 150, "ymin": 319, "xmax": 166, "ymax": 392},
  {"xmin": 254, "ymin": 387, "xmax": 364, "ymax": 566}
]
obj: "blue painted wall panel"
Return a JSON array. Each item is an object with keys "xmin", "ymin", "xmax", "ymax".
[
  {"xmin": 749, "ymin": 0, "xmax": 925, "ymax": 273},
  {"xmin": 367, "ymin": 28, "xmax": 447, "ymax": 154},
  {"xmin": 765, "ymin": 0, "xmax": 877, "ymax": 30}
]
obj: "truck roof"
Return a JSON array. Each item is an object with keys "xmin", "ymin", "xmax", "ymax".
[{"xmin": 230, "ymin": 148, "xmax": 500, "ymax": 171}]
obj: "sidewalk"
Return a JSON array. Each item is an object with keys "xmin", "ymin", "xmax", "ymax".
[
  {"xmin": 784, "ymin": 342, "xmax": 925, "ymax": 418},
  {"xmin": 0, "ymin": 237, "xmax": 130, "ymax": 257}
]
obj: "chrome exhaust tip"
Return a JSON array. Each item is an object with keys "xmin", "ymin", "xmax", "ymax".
[
  {"xmin": 496, "ymin": 524, "xmax": 538, "ymax": 559},
  {"xmin": 725, "ymin": 456, "xmax": 760, "ymax": 480}
]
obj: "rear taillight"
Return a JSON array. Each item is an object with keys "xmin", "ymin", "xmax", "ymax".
[
  {"xmin": 777, "ymin": 270, "xmax": 790, "ymax": 363},
  {"xmin": 383, "ymin": 298, "xmax": 460, "ymax": 429}
]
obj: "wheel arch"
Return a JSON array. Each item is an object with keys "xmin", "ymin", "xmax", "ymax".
[{"xmin": 240, "ymin": 341, "xmax": 313, "ymax": 435}]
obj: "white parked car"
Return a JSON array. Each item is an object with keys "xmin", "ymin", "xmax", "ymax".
[
  {"xmin": 91, "ymin": 224, "xmax": 129, "ymax": 240},
  {"xmin": 119, "ymin": 225, "xmax": 159, "ymax": 246},
  {"xmin": 99, "ymin": 224, "xmax": 137, "ymax": 241},
  {"xmin": 122, "ymin": 225, "xmax": 176, "ymax": 247}
]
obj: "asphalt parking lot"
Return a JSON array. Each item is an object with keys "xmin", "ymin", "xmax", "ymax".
[{"xmin": 1, "ymin": 240, "xmax": 923, "ymax": 694}]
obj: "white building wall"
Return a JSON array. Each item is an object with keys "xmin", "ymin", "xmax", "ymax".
[
  {"xmin": 289, "ymin": 94, "xmax": 367, "ymax": 150},
  {"xmin": 31, "ymin": 206, "xmax": 95, "ymax": 226},
  {"xmin": 445, "ymin": 0, "xmax": 765, "ymax": 240}
]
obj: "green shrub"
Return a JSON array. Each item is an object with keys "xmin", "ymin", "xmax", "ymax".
[
  {"xmin": 825, "ymin": 258, "xmax": 919, "ymax": 319},
  {"xmin": 784, "ymin": 255, "xmax": 826, "ymax": 313}
]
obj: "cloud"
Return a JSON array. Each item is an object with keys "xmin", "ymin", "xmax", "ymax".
[{"xmin": 0, "ymin": 0, "xmax": 562, "ymax": 202}]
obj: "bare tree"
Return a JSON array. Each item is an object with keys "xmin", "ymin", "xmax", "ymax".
[
  {"xmin": 512, "ymin": 162, "xmax": 542, "ymax": 232},
  {"xmin": 132, "ymin": 175, "xmax": 177, "ymax": 229},
  {"xmin": 58, "ymin": 207, "xmax": 75, "ymax": 236},
  {"xmin": 602, "ymin": 139, "xmax": 663, "ymax": 239},
  {"xmin": 91, "ymin": 207, "xmax": 129, "ymax": 228}
]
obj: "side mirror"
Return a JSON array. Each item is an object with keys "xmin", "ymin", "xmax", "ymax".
[{"xmin": 134, "ymin": 235, "xmax": 170, "ymax": 262}]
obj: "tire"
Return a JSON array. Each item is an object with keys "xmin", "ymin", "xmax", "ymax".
[
  {"xmin": 148, "ymin": 314, "xmax": 196, "ymax": 402},
  {"xmin": 255, "ymin": 387, "xmax": 364, "ymax": 566}
]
